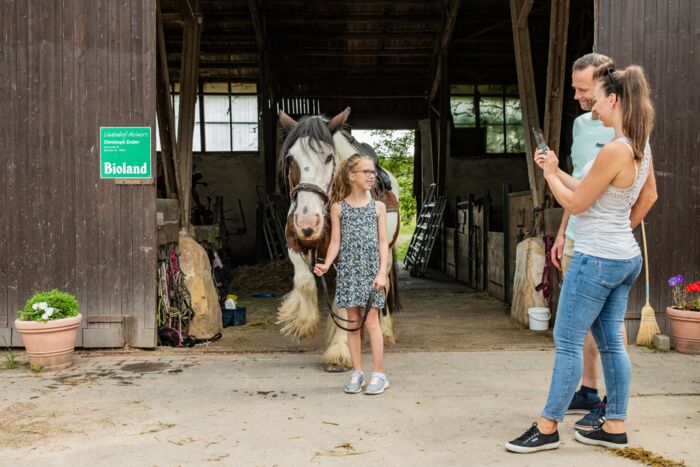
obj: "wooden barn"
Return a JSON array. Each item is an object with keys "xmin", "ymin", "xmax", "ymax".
[{"xmin": 1, "ymin": 0, "xmax": 698, "ymax": 348}]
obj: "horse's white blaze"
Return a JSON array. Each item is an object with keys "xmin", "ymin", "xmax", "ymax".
[
  {"xmin": 277, "ymin": 249, "xmax": 320, "ymax": 341},
  {"xmin": 288, "ymin": 137, "xmax": 335, "ymax": 239}
]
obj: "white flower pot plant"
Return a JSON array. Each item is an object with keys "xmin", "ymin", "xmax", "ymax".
[{"xmin": 14, "ymin": 290, "xmax": 82, "ymax": 371}]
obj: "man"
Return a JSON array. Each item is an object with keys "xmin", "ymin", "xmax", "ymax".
[{"xmin": 553, "ymin": 53, "xmax": 658, "ymax": 430}]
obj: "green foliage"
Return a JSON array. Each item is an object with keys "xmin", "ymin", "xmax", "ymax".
[
  {"xmin": 19, "ymin": 290, "xmax": 80, "ymax": 322},
  {"xmin": 371, "ymin": 129, "xmax": 417, "ymax": 226},
  {"xmin": 1, "ymin": 336, "xmax": 15, "ymax": 369},
  {"xmin": 30, "ymin": 364, "xmax": 43, "ymax": 373}
]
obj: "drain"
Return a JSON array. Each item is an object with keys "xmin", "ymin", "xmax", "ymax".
[{"xmin": 121, "ymin": 362, "xmax": 168, "ymax": 373}]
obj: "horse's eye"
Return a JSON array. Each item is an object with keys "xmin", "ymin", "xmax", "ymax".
[{"xmin": 325, "ymin": 154, "xmax": 334, "ymax": 164}]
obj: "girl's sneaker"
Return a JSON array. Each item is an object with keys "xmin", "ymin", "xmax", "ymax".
[
  {"xmin": 365, "ymin": 372, "xmax": 389, "ymax": 395},
  {"xmin": 344, "ymin": 371, "xmax": 365, "ymax": 394}
]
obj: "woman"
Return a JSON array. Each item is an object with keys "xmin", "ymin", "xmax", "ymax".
[{"xmin": 506, "ymin": 64, "xmax": 655, "ymax": 453}]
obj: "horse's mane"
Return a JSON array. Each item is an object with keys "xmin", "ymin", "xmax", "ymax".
[{"xmin": 277, "ymin": 116, "xmax": 335, "ymax": 194}]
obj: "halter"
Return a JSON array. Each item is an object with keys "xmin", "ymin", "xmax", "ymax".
[{"xmin": 285, "ymin": 153, "xmax": 336, "ymax": 211}]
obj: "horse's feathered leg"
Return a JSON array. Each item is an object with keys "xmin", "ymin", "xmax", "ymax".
[
  {"xmin": 277, "ymin": 249, "xmax": 320, "ymax": 341},
  {"xmin": 322, "ymin": 301, "xmax": 351, "ymax": 372}
]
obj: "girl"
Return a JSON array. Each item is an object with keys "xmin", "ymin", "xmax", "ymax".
[
  {"xmin": 507, "ymin": 65, "xmax": 654, "ymax": 453},
  {"xmin": 313, "ymin": 153, "xmax": 390, "ymax": 395}
]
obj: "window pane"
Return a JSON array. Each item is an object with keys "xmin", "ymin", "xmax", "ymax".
[
  {"xmin": 451, "ymin": 96, "xmax": 476, "ymax": 128},
  {"xmin": 233, "ymin": 123, "xmax": 258, "ymax": 151},
  {"xmin": 505, "ymin": 97, "xmax": 522, "ymax": 124},
  {"xmin": 486, "ymin": 125, "xmax": 505, "ymax": 153},
  {"xmin": 204, "ymin": 95, "xmax": 230, "ymax": 123},
  {"xmin": 232, "ymin": 95, "xmax": 258, "ymax": 123},
  {"xmin": 480, "ymin": 96, "xmax": 504, "ymax": 125},
  {"xmin": 205, "ymin": 122, "xmax": 231, "ymax": 151},
  {"xmin": 156, "ymin": 119, "xmax": 161, "ymax": 151},
  {"xmin": 506, "ymin": 124, "xmax": 526, "ymax": 153}
]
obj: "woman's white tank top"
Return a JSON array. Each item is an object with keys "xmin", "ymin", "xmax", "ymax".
[{"xmin": 573, "ymin": 137, "xmax": 651, "ymax": 260}]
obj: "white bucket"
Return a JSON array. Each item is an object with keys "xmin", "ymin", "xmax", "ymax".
[{"xmin": 527, "ymin": 307, "xmax": 551, "ymax": 331}]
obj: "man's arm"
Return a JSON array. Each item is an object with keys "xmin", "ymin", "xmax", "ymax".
[{"xmin": 630, "ymin": 160, "xmax": 658, "ymax": 229}]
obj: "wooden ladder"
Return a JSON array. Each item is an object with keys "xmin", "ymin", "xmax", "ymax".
[
  {"xmin": 404, "ymin": 183, "xmax": 447, "ymax": 277},
  {"xmin": 257, "ymin": 187, "xmax": 288, "ymax": 260}
]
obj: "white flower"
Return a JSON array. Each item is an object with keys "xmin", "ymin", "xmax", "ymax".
[
  {"xmin": 37, "ymin": 302, "xmax": 49, "ymax": 311},
  {"xmin": 32, "ymin": 303, "xmax": 40, "ymax": 311},
  {"xmin": 46, "ymin": 308, "xmax": 54, "ymax": 316},
  {"xmin": 41, "ymin": 312, "xmax": 49, "ymax": 320}
]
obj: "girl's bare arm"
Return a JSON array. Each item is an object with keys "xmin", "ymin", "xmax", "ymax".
[{"xmin": 323, "ymin": 203, "xmax": 342, "ymax": 267}]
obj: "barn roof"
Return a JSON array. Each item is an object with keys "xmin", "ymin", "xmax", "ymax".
[{"xmin": 160, "ymin": 0, "xmax": 551, "ymax": 101}]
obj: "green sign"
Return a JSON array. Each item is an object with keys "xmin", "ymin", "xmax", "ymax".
[{"xmin": 100, "ymin": 127, "xmax": 152, "ymax": 178}]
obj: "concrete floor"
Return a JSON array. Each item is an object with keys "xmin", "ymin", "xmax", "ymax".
[
  {"xmin": 1, "ymin": 269, "xmax": 698, "ymax": 466},
  {"xmin": 0, "ymin": 349, "xmax": 698, "ymax": 466}
]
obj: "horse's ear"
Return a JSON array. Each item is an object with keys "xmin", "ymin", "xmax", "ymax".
[
  {"xmin": 279, "ymin": 111, "xmax": 298, "ymax": 130},
  {"xmin": 327, "ymin": 107, "xmax": 351, "ymax": 132}
]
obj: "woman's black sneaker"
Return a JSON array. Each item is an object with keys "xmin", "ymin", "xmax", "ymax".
[
  {"xmin": 575, "ymin": 426, "xmax": 628, "ymax": 448},
  {"xmin": 506, "ymin": 423, "xmax": 560, "ymax": 453}
]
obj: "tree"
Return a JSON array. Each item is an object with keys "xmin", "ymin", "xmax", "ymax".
[{"xmin": 370, "ymin": 130, "xmax": 416, "ymax": 226}]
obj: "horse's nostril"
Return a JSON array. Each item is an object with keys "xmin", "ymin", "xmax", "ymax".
[{"xmin": 302, "ymin": 228, "xmax": 313, "ymax": 237}]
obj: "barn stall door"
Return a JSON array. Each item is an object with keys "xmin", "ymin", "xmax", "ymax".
[{"xmin": 0, "ymin": 1, "xmax": 157, "ymax": 348}]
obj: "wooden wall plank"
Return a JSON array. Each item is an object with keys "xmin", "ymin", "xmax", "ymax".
[
  {"xmin": 598, "ymin": 0, "xmax": 700, "ymax": 336},
  {"xmin": 3, "ymin": 0, "xmax": 157, "ymax": 347},
  {"xmin": 0, "ymin": 0, "xmax": 14, "ymax": 329},
  {"xmin": 142, "ymin": 0, "xmax": 158, "ymax": 339}
]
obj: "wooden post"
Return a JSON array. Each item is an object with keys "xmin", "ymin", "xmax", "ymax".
[
  {"xmin": 176, "ymin": 5, "xmax": 202, "ymax": 229},
  {"xmin": 249, "ymin": 0, "xmax": 276, "ymax": 193},
  {"xmin": 543, "ymin": 0, "xmax": 570, "ymax": 157},
  {"xmin": 437, "ymin": 51, "xmax": 449, "ymax": 195},
  {"xmin": 155, "ymin": 0, "xmax": 178, "ymax": 199},
  {"xmin": 510, "ymin": 0, "xmax": 546, "ymax": 212}
]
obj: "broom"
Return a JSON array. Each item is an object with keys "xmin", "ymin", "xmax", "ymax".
[{"xmin": 636, "ymin": 221, "xmax": 660, "ymax": 345}]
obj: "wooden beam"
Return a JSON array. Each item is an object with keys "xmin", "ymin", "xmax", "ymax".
[
  {"xmin": 178, "ymin": 0, "xmax": 196, "ymax": 23},
  {"xmin": 156, "ymin": 0, "xmax": 178, "ymax": 199},
  {"xmin": 517, "ymin": 0, "xmax": 535, "ymax": 28},
  {"xmin": 510, "ymin": 0, "xmax": 545, "ymax": 211},
  {"xmin": 429, "ymin": 0, "xmax": 463, "ymax": 102},
  {"xmin": 248, "ymin": 0, "xmax": 265, "ymax": 54},
  {"xmin": 176, "ymin": 13, "xmax": 202, "ymax": 229},
  {"xmin": 543, "ymin": 0, "xmax": 570, "ymax": 157},
  {"xmin": 437, "ymin": 51, "xmax": 449, "ymax": 195}
]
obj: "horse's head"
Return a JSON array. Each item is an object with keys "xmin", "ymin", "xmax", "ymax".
[{"xmin": 279, "ymin": 108, "xmax": 350, "ymax": 242}]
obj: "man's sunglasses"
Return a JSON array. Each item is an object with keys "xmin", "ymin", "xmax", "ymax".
[{"xmin": 605, "ymin": 67, "xmax": 617, "ymax": 91}]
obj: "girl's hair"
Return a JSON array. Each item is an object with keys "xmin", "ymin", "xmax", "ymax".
[
  {"xmin": 593, "ymin": 64, "xmax": 655, "ymax": 160},
  {"xmin": 329, "ymin": 153, "xmax": 373, "ymax": 206}
]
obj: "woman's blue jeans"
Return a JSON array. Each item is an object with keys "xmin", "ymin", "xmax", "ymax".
[{"xmin": 542, "ymin": 252, "xmax": 642, "ymax": 422}]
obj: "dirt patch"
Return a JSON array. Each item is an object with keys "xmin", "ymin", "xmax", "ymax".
[
  {"xmin": 0, "ymin": 400, "xmax": 151, "ymax": 448},
  {"xmin": 231, "ymin": 260, "xmax": 294, "ymax": 293},
  {"xmin": 121, "ymin": 362, "xmax": 169, "ymax": 373},
  {"xmin": 609, "ymin": 447, "xmax": 686, "ymax": 467}
]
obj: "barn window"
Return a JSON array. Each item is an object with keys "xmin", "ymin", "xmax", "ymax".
[
  {"xmin": 450, "ymin": 84, "xmax": 525, "ymax": 154},
  {"xmin": 157, "ymin": 83, "xmax": 259, "ymax": 153}
]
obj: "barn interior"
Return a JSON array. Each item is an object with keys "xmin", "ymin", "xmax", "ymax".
[{"xmin": 154, "ymin": 0, "xmax": 594, "ymax": 350}]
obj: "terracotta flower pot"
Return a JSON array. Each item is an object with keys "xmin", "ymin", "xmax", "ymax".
[
  {"xmin": 666, "ymin": 307, "xmax": 700, "ymax": 355},
  {"xmin": 14, "ymin": 314, "xmax": 82, "ymax": 370}
]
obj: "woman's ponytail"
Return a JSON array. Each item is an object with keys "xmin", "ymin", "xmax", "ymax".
[{"xmin": 621, "ymin": 65, "xmax": 655, "ymax": 160}]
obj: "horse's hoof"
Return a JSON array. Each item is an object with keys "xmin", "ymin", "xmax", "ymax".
[{"xmin": 323, "ymin": 363, "xmax": 348, "ymax": 373}]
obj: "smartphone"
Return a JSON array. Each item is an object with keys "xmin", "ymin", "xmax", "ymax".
[{"xmin": 531, "ymin": 127, "xmax": 548, "ymax": 154}]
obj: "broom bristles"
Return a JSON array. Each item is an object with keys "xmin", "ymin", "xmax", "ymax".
[{"xmin": 636, "ymin": 303, "xmax": 660, "ymax": 345}]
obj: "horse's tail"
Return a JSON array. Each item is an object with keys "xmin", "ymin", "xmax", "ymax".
[{"xmin": 386, "ymin": 248, "xmax": 401, "ymax": 314}]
